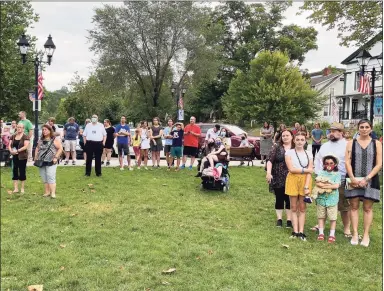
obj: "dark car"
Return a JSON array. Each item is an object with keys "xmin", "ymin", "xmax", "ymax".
[{"xmin": 197, "ymin": 123, "xmax": 261, "ymax": 159}]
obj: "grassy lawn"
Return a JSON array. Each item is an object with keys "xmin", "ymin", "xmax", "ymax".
[{"xmin": 1, "ymin": 166, "xmax": 382, "ymax": 291}]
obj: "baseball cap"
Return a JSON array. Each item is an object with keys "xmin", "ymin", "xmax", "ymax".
[{"xmin": 328, "ymin": 122, "xmax": 344, "ymax": 132}]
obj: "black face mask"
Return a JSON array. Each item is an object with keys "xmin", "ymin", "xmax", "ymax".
[
  {"xmin": 241, "ymin": 136, "xmax": 245, "ymax": 140},
  {"xmin": 208, "ymin": 142, "xmax": 214, "ymax": 146}
]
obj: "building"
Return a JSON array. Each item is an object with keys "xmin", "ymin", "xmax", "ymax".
[
  {"xmin": 310, "ymin": 67, "xmax": 345, "ymax": 123},
  {"xmin": 339, "ymin": 33, "xmax": 383, "ymax": 127}
]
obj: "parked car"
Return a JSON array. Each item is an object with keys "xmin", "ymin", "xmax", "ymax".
[{"xmin": 197, "ymin": 123, "xmax": 261, "ymax": 159}]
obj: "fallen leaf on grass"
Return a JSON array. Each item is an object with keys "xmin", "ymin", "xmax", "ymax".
[
  {"xmin": 161, "ymin": 281, "xmax": 170, "ymax": 285},
  {"xmin": 208, "ymin": 250, "xmax": 214, "ymax": 255},
  {"xmin": 308, "ymin": 272, "xmax": 315, "ymax": 275},
  {"xmin": 282, "ymin": 244, "xmax": 289, "ymax": 249},
  {"xmin": 70, "ymin": 213, "xmax": 77, "ymax": 217},
  {"xmin": 6, "ymin": 199, "xmax": 11, "ymax": 202},
  {"xmin": 87, "ymin": 184, "xmax": 94, "ymax": 189},
  {"xmin": 119, "ymin": 266, "xmax": 124, "ymax": 270},
  {"xmin": 90, "ymin": 190, "xmax": 96, "ymax": 193},
  {"xmin": 27, "ymin": 285, "xmax": 43, "ymax": 291},
  {"xmin": 59, "ymin": 244, "xmax": 66, "ymax": 249},
  {"xmin": 7, "ymin": 190, "xmax": 12, "ymax": 195},
  {"xmin": 162, "ymin": 268, "xmax": 176, "ymax": 274},
  {"xmin": 1, "ymin": 184, "xmax": 5, "ymax": 188},
  {"xmin": 59, "ymin": 266, "xmax": 65, "ymax": 271},
  {"xmin": 145, "ymin": 288, "xmax": 151, "ymax": 291},
  {"xmin": 162, "ymin": 184, "xmax": 167, "ymax": 186},
  {"xmin": 196, "ymin": 256, "xmax": 201, "ymax": 260}
]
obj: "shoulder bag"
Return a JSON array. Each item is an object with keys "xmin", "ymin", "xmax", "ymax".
[{"xmin": 34, "ymin": 139, "xmax": 54, "ymax": 168}]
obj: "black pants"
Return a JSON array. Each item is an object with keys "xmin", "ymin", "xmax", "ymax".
[
  {"xmin": 312, "ymin": 144, "xmax": 321, "ymax": 160},
  {"xmin": 12, "ymin": 156, "xmax": 27, "ymax": 181},
  {"xmin": 85, "ymin": 141, "xmax": 103, "ymax": 175},
  {"xmin": 274, "ymin": 187, "xmax": 290, "ymax": 210}
]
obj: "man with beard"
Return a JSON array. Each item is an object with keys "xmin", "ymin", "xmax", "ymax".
[{"xmin": 314, "ymin": 122, "xmax": 351, "ymax": 237}]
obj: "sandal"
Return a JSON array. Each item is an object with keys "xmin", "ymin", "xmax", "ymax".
[
  {"xmin": 344, "ymin": 233, "xmax": 352, "ymax": 238},
  {"xmin": 328, "ymin": 236, "xmax": 336, "ymax": 243},
  {"xmin": 317, "ymin": 234, "xmax": 325, "ymax": 241},
  {"xmin": 310, "ymin": 226, "xmax": 319, "ymax": 232}
]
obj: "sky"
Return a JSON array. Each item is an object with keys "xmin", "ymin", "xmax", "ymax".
[{"xmin": 29, "ymin": 1, "xmax": 354, "ymax": 91}]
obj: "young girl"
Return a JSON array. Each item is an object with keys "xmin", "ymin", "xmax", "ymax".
[
  {"xmin": 285, "ymin": 132, "xmax": 313, "ymax": 241},
  {"xmin": 132, "ymin": 128, "xmax": 141, "ymax": 169},
  {"xmin": 315, "ymin": 155, "xmax": 341, "ymax": 243},
  {"xmin": 140, "ymin": 121, "xmax": 150, "ymax": 170}
]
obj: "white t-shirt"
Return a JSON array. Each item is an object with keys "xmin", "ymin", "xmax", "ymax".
[
  {"xmin": 314, "ymin": 138, "xmax": 347, "ymax": 177},
  {"xmin": 205, "ymin": 128, "xmax": 219, "ymax": 140},
  {"xmin": 83, "ymin": 122, "xmax": 106, "ymax": 141},
  {"xmin": 285, "ymin": 149, "xmax": 313, "ymax": 169}
]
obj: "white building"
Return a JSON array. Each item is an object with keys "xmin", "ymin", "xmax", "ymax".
[
  {"xmin": 339, "ymin": 33, "xmax": 383, "ymax": 127},
  {"xmin": 310, "ymin": 67, "xmax": 345, "ymax": 123}
]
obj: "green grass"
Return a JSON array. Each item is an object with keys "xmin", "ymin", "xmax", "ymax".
[{"xmin": 1, "ymin": 166, "xmax": 382, "ymax": 291}]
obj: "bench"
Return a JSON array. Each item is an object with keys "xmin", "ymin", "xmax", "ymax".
[{"xmin": 229, "ymin": 147, "xmax": 255, "ymax": 166}]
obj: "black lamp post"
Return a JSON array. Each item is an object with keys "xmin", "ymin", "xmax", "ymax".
[
  {"xmin": 337, "ymin": 98, "xmax": 343, "ymax": 123},
  {"xmin": 17, "ymin": 33, "xmax": 56, "ymax": 153},
  {"xmin": 356, "ymin": 49, "xmax": 382, "ymax": 123}
]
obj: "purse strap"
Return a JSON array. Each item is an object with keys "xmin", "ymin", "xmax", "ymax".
[{"xmin": 39, "ymin": 138, "xmax": 55, "ymax": 160}]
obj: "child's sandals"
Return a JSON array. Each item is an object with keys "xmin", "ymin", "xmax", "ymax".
[
  {"xmin": 328, "ymin": 236, "xmax": 336, "ymax": 243},
  {"xmin": 317, "ymin": 234, "xmax": 325, "ymax": 241}
]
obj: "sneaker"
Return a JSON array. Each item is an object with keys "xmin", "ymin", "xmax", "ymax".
[
  {"xmin": 137, "ymin": 167, "xmax": 141, "ymax": 170},
  {"xmin": 64, "ymin": 161, "xmax": 69, "ymax": 165},
  {"xmin": 299, "ymin": 233, "xmax": 307, "ymax": 241},
  {"xmin": 83, "ymin": 162, "xmax": 86, "ymax": 165},
  {"xmin": 260, "ymin": 160, "xmax": 264, "ymax": 164},
  {"xmin": 101, "ymin": 161, "xmax": 104, "ymax": 165},
  {"xmin": 106, "ymin": 161, "xmax": 110, "ymax": 166},
  {"xmin": 175, "ymin": 167, "xmax": 180, "ymax": 172},
  {"xmin": 157, "ymin": 165, "xmax": 160, "ymax": 169},
  {"xmin": 195, "ymin": 172, "xmax": 202, "ymax": 177},
  {"xmin": 129, "ymin": 167, "xmax": 133, "ymax": 171},
  {"xmin": 120, "ymin": 167, "xmax": 124, "ymax": 171},
  {"xmin": 180, "ymin": 164, "xmax": 185, "ymax": 169},
  {"xmin": 72, "ymin": 161, "xmax": 76, "ymax": 165},
  {"xmin": 167, "ymin": 167, "xmax": 171, "ymax": 171},
  {"xmin": 188, "ymin": 165, "xmax": 193, "ymax": 170},
  {"xmin": 286, "ymin": 220, "xmax": 293, "ymax": 228},
  {"xmin": 289, "ymin": 232, "xmax": 298, "ymax": 239},
  {"xmin": 303, "ymin": 196, "xmax": 313, "ymax": 204},
  {"xmin": 276, "ymin": 219, "xmax": 283, "ymax": 227}
]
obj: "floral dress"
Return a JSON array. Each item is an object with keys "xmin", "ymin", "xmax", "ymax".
[{"xmin": 268, "ymin": 144, "xmax": 289, "ymax": 193}]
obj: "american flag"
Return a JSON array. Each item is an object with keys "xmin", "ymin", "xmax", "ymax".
[
  {"xmin": 178, "ymin": 91, "xmax": 184, "ymax": 109},
  {"xmin": 331, "ymin": 99, "xmax": 339, "ymax": 122},
  {"xmin": 38, "ymin": 69, "xmax": 44, "ymax": 100},
  {"xmin": 358, "ymin": 71, "xmax": 371, "ymax": 95}
]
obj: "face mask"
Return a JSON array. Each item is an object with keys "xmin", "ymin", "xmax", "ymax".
[
  {"xmin": 208, "ymin": 142, "xmax": 214, "ymax": 146},
  {"xmin": 215, "ymin": 141, "xmax": 221, "ymax": 146},
  {"xmin": 323, "ymin": 165, "xmax": 336, "ymax": 171},
  {"xmin": 91, "ymin": 118, "xmax": 97, "ymax": 123},
  {"xmin": 241, "ymin": 136, "xmax": 245, "ymax": 140},
  {"xmin": 220, "ymin": 132, "xmax": 226, "ymax": 137}
]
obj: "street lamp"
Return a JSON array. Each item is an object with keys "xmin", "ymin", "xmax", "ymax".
[
  {"xmin": 337, "ymin": 98, "xmax": 343, "ymax": 123},
  {"xmin": 17, "ymin": 33, "xmax": 56, "ymax": 153},
  {"xmin": 356, "ymin": 49, "xmax": 383, "ymax": 123},
  {"xmin": 170, "ymin": 83, "xmax": 186, "ymax": 121}
]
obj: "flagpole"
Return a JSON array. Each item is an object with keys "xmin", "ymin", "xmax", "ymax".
[
  {"xmin": 370, "ymin": 67, "xmax": 375, "ymax": 123},
  {"xmin": 33, "ymin": 56, "xmax": 39, "ymax": 154}
]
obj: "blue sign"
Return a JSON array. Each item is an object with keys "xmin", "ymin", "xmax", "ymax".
[{"xmin": 374, "ymin": 96, "xmax": 382, "ymax": 116}]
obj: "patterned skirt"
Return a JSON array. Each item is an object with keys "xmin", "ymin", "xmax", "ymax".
[{"xmin": 260, "ymin": 138, "xmax": 273, "ymax": 156}]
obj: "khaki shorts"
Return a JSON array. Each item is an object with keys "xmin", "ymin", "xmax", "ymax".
[
  {"xmin": 317, "ymin": 204, "xmax": 338, "ymax": 221},
  {"xmin": 338, "ymin": 181, "xmax": 350, "ymax": 212},
  {"xmin": 64, "ymin": 140, "xmax": 76, "ymax": 152}
]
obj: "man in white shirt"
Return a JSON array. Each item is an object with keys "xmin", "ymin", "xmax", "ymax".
[
  {"xmin": 314, "ymin": 122, "xmax": 351, "ymax": 237},
  {"xmin": 83, "ymin": 114, "xmax": 106, "ymax": 177},
  {"xmin": 205, "ymin": 124, "xmax": 220, "ymax": 143}
]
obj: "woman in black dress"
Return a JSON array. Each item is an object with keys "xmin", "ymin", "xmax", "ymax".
[
  {"xmin": 266, "ymin": 129, "xmax": 294, "ymax": 228},
  {"xmin": 101, "ymin": 119, "xmax": 115, "ymax": 166}
]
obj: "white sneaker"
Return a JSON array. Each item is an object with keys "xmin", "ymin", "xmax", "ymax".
[
  {"xmin": 129, "ymin": 167, "xmax": 133, "ymax": 171},
  {"xmin": 137, "ymin": 167, "xmax": 141, "ymax": 170},
  {"xmin": 120, "ymin": 167, "xmax": 124, "ymax": 171}
]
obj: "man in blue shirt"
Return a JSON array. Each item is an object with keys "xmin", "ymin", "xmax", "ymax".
[
  {"xmin": 163, "ymin": 118, "xmax": 175, "ymax": 169},
  {"xmin": 170, "ymin": 122, "xmax": 184, "ymax": 171},
  {"xmin": 311, "ymin": 122, "xmax": 323, "ymax": 161},
  {"xmin": 63, "ymin": 117, "xmax": 80, "ymax": 165},
  {"xmin": 114, "ymin": 116, "xmax": 132, "ymax": 171}
]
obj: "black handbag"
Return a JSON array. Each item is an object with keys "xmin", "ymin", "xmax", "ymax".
[{"xmin": 34, "ymin": 139, "xmax": 54, "ymax": 168}]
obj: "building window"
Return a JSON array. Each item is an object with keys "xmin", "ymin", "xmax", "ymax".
[
  {"xmin": 355, "ymin": 71, "xmax": 360, "ymax": 90},
  {"xmin": 323, "ymin": 105, "xmax": 329, "ymax": 116}
]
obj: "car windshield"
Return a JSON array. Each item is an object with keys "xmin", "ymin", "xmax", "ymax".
[
  {"xmin": 200, "ymin": 125, "xmax": 213, "ymax": 133},
  {"xmin": 224, "ymin": 125, "xmax": 246, "ymax": 136}
]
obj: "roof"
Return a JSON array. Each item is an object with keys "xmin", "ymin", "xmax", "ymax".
[
  {"xmin": 310, "ymin": 73, "xmax": 342, "ymax": 87},
  {"xmin": 341, "ymin": 32, "xmax": 383, "ymax": 65}
]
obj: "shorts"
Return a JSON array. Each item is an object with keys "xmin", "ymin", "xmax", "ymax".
[
  {"xmin": 133, "ymin": 146, "xmax": 140, "ymax": 156},
  {"xmin": 171, "ymin": 146, "xmax": 183, "ymax": 158},
  {"xmin": 117, "ymin": 143, "xmax": 129, "ymax": 156},
  {"xmin": 151, "ymin": 140, "xmax": 163, "ymax": 152},
  {"xmin": 317, "ymin": 204, "xmax": 338, "ymax": 221},
  {"xmin": 64, "ymin": 140, "xmax": 76, "ymax": 151},
  {"xmin": 183, "ymin": 146, "xmax": 198, "ymax": 157},
  {"xmin": 164, "ymin": 145, "xmax": 172, "ymax": 154},
  {"xmin": 338, "ymin": 180, "xmax": 350, "ymax": 212},
  {"xmin": 285, "ymin": 173, "xmax": 312, "ymax": 196}
]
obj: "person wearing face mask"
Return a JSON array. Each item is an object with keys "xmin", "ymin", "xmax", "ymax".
[
  {"xmin": 83, "ymin": 115, "xmax": 107, "ymax": 177},
  {"xmin": 206, "ymin": 137, "xmax": 228, "ymax": 169},
  {"xmin": 219, "ymin": 128, "xmax": 231, "ymax": 154},
  {"xmin": 314, "ymin": 122, "xmax": 351, "ymax": 238}
]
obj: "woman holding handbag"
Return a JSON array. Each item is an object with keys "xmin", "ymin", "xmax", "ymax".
[
  {"xmin": 8, "ymin": 123, "xmax": 30, "ymax": 193},
  {"xmin": 35, "ymin": 124, "xmax": 63, "ymax": 198},
  {"xmin": 345, "ymin": 119, "xmax": 382, "ymax": 247}
]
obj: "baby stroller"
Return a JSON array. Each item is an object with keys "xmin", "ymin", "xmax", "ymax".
[{"xmin": 199, "ymin": 159, "xmax": 230, "ymax": 193}]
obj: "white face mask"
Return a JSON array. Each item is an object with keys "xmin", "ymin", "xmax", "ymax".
[{"xmin": 91, "ymin": 117, "xmax": 97, "ymax": 123}]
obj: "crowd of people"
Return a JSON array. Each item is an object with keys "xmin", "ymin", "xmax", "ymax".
[{"xmin": 265, "ymin": 119, "xmax": 382, "ymax": 247}]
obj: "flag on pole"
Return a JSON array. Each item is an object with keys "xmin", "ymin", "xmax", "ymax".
[
  {"xmin": 358, "ymin": 71, "xmax": 372, "ymax": 95},
  {"xmin": 178, "ymin": 91, "xmax": 184, "ymax": 109},
  {"xmin": 331, "ymin": 99, "xmax": 339, "ymax": 122},
  {"xmin": 38, "ymin": 69, "xmax": 44, "ymax": 100}
]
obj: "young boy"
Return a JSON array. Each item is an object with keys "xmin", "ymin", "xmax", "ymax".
[
  {"xmin": 315, "ymin": 154, "xmax": 341, "ymax": 243},
  {"xmin": 170, "ymin": 122, "xmax": 184, "ymax": 171}
]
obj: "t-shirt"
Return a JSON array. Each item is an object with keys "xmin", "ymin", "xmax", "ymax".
[
  {"xmin": 315, "ymin": 170, "xmax": 341, "ymax": 207},
  {"xmin": 64, "ymin": 122, "xmax": 79, "ymax": 140},
  {"xmin": 115, "ymin": 124, "xmax": 130, "ymax": 144},
  {"xmin": 205, "ymin": 128, "xmax": 219, "ymax": 141},
  {"xmin": 311, "ymin": 129, "xmax": 323, "ymax": 145},
  {"xmin": 105, "ymin": 127, "xmax": 115, "ymax": 148},
  {"xmin": 184, "ymin": 124, "xmax": 201, "ymax": 148},
  {"xmin": 285, "ymin": 149, "xmax": 313, "ymax": 169},
  {"xmin": 240, "ymin": 139, "xmax": 250, "ymax": 147},
  {"xmin": 171, "ymin": 129, "xmax": 184, "ymax": 147},
  {"xmin": 83, "ymin": 122, "xmax": 106, "ymax": 142},
  {"xmin": 18, "ymin": 119, "xmax": 33, "ymax": 136},
  {"xmin": 132, "ymin": 135, "xmax": 141, "ymax": 147},
  {"xmin": 163, "ymin": 126, "xmax": 174, "ymax": 146}
]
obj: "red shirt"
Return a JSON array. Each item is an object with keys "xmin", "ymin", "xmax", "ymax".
[{"xmin": 183, "ymin": 124, "xmax": 201, "ymax": 147}]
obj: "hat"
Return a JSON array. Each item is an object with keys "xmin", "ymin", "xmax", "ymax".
[
  {"xmin": 328, "ymin": 122, "xmax": 344, "ymax": 132},
  {"xmin": 322, "ymin": 154, "xmax": 339, "ymax": 165}
]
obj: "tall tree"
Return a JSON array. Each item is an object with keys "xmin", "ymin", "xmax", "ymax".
[
  {"xmin": 88, "ymin": 1, "xmax": 222, "ymax": 114},
  {"xmin": 222, "ymin": 51, "xmax": 324, "ymax": 127},
  {"xmin": 0, "ymin": 1, "xmax": 39, "ymax": 120},
  {"xmin": 300, "ymin": 1, "xmax": 383, "ymax": 47}
]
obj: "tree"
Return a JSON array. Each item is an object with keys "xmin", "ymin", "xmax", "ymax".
[
  {"xmin": 0, "ymin": 1, "xmax": 39, "ymax": 120},
  {"xmin": 300, "ymin": 1, "xmax": 383, "ymax": 47},
  {"xmin": 88, "ymin": 1, "xmax": 222, "ymax": 113},
  {"xmin": 222, "ymin": 51, "xmax": 324, "ymax": 127},
  {"xmin": 41, "ymin": 86, "xmax": 70, "ymax": 121}
]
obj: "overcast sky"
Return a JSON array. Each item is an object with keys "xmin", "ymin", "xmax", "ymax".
[{"xmin": 30, "ymin": 2, "xmax": 354, "ymax": 91}]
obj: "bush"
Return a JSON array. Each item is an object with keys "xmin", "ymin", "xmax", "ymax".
[{"xmin": 374, "ymin": 122, "xmax": 383, "ymax": 138}]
